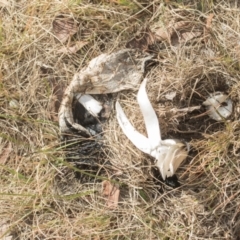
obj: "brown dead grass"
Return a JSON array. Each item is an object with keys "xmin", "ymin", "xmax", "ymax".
[{"xmin": 1, "ymin": 0, "xmax": 240, "ymax": 239}]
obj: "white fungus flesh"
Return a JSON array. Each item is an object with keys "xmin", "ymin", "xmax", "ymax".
[
  {"xmin": 203, "ymin": 92, "xmax": 233, "ymax": 121},
  {"xmin": 76, "ymin": 94, "xmax": 103, "ymax": 117}
]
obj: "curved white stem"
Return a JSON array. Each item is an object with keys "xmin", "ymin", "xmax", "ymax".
[
  {"xmin": 137, "ymin": 78, "xmax": 161, "ymax": 148},
  {"xmin": 116, "ymin": 101, "xmax": 151, "ymax": 154},
  {"xmin": 116, "ymin": 78, "xmax": 189, "ymax": 180}
]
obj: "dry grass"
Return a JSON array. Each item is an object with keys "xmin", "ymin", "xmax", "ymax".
[{"xmin": 1, "ymin": 0, "xmax": 240, "ymax": 239}]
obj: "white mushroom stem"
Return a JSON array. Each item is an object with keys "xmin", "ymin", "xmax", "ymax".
[
  {"xmin": 75, "ymin": 94, "xmax": 103, "ymax": 117},
  {"xmin": 116, "ymin": 78, "xmax": 189, "ymax": 180},
  {"xmin": 116, "ymin": 101, "xmax": 151, "ymax": 154},
  {"xmin": 137, "ymin": 78, "xmax": 161, "ymax": 148}
]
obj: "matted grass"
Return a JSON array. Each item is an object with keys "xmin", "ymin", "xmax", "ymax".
[{"xmin": 1, "ymin": 0, "xmax": 240, "ymax": 239}]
